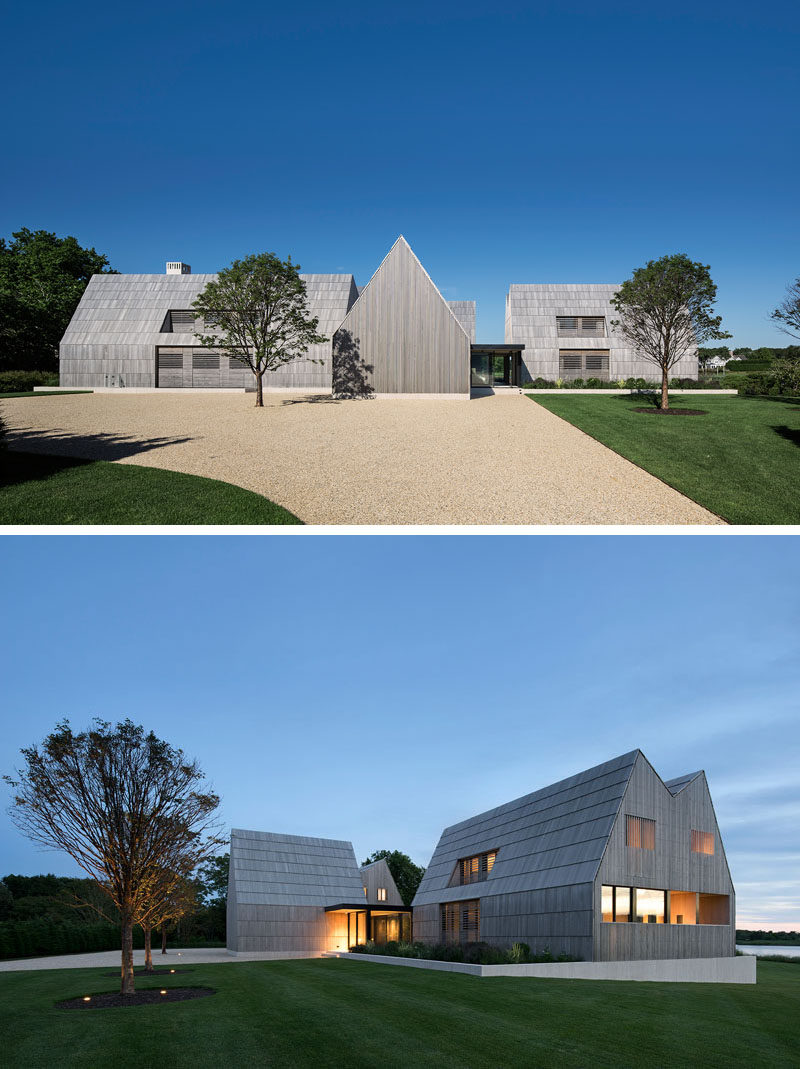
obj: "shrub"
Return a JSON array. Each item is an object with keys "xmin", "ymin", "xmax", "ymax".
[
  {"xmin": 509, "ymin": 941, "xmax": 531, "ymax": 964},
  {"xmin": 584, "ymin": 378, "xmax": 603, "ymax": 389},
  {"xmin": 0, "ymin": 370, "xmax": 59, "ymax": 393},
  {"xmin": 569, "ymin": 378, "xmax": 585, "ymax": 389}
]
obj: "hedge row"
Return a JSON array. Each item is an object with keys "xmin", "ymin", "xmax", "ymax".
[
  {"xmin": 521, "ymin": 376, "xmax": 732, "ymax": 391},
  {"xmin": 350, "ymin": 940, "xmax": 579, "ymax": 965},
  {"xmin": 0, "ymin": 920, "xmax": 142, "ymax": 960},
  {"xmin": 0, "ymin": 370, "xmax": 59, "ymax": 393}
]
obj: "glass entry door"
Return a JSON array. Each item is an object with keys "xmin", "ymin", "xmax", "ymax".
[
  {"xmin": 471, "ymin": 352, "xmax": 491, "ymax": 386},
  {"xmin": 492, "ymin": 353, "xmax": 510, "ymax": 385}
]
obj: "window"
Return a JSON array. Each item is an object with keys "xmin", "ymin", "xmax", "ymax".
[
  {"xmin": 441, "ymin": 900, "xmax": 480, "ymax": 942},
  {"xmin": 634, "ymin": 888, "xmax": 666, "ymax": 924},
  {"xmin": 691, "ymin": 830, "xmax": 714, "ymax": 855},
  {"xmin": 557, "ymin": 316, "xmax": 606, "ymax": 337},
  {"xmin": 456, "ymin": 850, "xmax": 497, "ymax": 886},
  {"xmin": 601, "ymin": 885, "xmax": 631, "ymax": 923},
  {"xmin": 558, "ymin": 350, "xmax": 610, "ymax": 380},
  {"xmin": 229, "ymin": 355, "xmax": 249, "ymax": 370},
  {"xmin": 363, "ymin": 886, "xmax": 367, "ymax": 898},
  {"xmin": 377, "ymin": 887, "xmax": 387, "ymax": 902},
  {"xmin": 162, "ymin": 309, "xmax": 197, "ymax": 332},
  {"xmin": 602, "ymin": 887, "xmax": 729, "ymax": 925},
  {"xmin": 626, "ymin": 815, "xmax": 656, "ymax": 850}
]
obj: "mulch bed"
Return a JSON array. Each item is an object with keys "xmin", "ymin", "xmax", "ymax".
[
  {"xmin": 633, "ymin": 408, "xmax": 707, "ymax": 415},
  {"xmin": 57, "ymin": 987, "xmax": 215, "ymax": 1010},
  {"xmin": 101, "ymin": 967, "xmax": 194, "ymax": 976}
]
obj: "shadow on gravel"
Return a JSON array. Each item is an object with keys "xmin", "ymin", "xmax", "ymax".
[
  {"xmin": 5, "ymin": 426, "xmax": 195, "ymax": 462},
  {"xmin": 281, "ymin": 394, "xmax": 340, "ymax": 406}
]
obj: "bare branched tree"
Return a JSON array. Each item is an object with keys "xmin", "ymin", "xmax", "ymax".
[
  {"xmin": 138, "ymin": 870, "xmax": 198, "ymax": 971},
  {"xmin": 192, "ymin": 253, "xmax": 327, "ymax": 407},
  {"xmin": 610, "ymin": 254, "xmax": 730, "ymax": 410},
  {"xmin": 4, "ymin": 719, "xmax": 223, "ymax": 995},
  {"xmin": 771, "ymin": 278, "xmax": 800, "ymax": 340}
]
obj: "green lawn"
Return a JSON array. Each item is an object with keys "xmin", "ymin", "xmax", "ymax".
[
  {"xmin": 529, "ymin": 393, "xmax": 800, "ymax": 524},
  {"xmin": 0, "ymin": 451, "xmax": 302, "ymax": 525},
  {"xmin": 0, "ymin": 390, "xmax": 92, "ymax": 398},
  {"xmin": 0, "ymin": 959, "xmax": 796, "ymax": 1068}
]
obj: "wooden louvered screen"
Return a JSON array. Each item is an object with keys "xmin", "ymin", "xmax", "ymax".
[
  {"xmin": 157, "ymin": 351, "xmax": 183, "ymax": 369},
  {"xmin": 557, "ymin": 316, "xmax": 606, "ymax": 337},
  {"xmin": 170, "ymin": 310, "xmax": 196, "ymax": 330},
  {"xmin": 458, "ymin": 850, "xmax": 498, "ymax": 885},
  {"xmin": 691, "ymin": 830, "xmax": 714, "ymax": 855},
  {"xmin": 559, "ymin": 351, "xmax": 610, "ymax": 379},
  {"xmin": 626, "ymin": 815, "xmax": 656, "ymax": 850},
  {"xmin": 192, "ymin": 352, "xmax": 220, "ymax": 369},
  {"xmin": 229, "ymin": 355, "xmax": 249, "ymax": 370},
  {"xmin": 440, "ymin": 900, "xmax": 479, "ymax": 942}
]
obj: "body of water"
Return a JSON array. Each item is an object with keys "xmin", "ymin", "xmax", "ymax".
[{"xmin": 736, "ymin": 944, "xmax": 800, "ymax": 957}]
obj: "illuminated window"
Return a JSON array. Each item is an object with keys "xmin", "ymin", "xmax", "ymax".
[
  {"xmin": 626, "ymin": 815, "xmax": 656, "ymax": 850},
  {"xmin": 634, "ymin": 888, "xmax": 666, "ymax": 924},
  {"xmin": 691, "ymin": 830, "xmax": 714, "ymax": 855},
  {"xmin": 601, "ymin": 885, "xmax": 631, "ymax": 923},
  {"xmin": 457, "ymin": 850, "xmax": 497, "ymax": 885},
  {"xmin": 363, "ymin": 886, "xmax": 367, "ymax": 898},
  {"xmin": 441, "ymin": 900, "xmax": 480, "ymax": 941},
  {"xmin": 377, "ymin": 887, "xmax": 387, "ymax": 902}
]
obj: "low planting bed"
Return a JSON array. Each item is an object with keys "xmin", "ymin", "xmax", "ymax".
[{"xmin": 349, "ymin": 940, "xmax": 577, "ymax": 965}]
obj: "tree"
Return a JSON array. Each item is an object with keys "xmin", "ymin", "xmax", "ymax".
[
  {"xmin": 4, "ymin": 719, "xmax": 222, "ymax": 994},
  {"xmin": 139, "ymin": 873, "xmax": 199, "ymax": 969},
  {"xmin": 362, "ymin": 850, "xmax": 426, "ymax": 907},
  {"xmin": 771, "ymin": 278, "xmax": 800, "ymax": 340},
  {"xmin": 0, "ymin": 229, "xmax": 115, "ymax": 372},
  {"xmin": 610, "ymin": 254, "xmax": 730, "ymax": 410},
  {"xmin": 192, "ymin": 253, "xmax": 326, "ymax": 407}
]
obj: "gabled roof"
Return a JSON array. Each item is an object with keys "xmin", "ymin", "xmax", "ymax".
[
  {"xmin": 229, "ymin": 828, "xmax": 365, "ymax": 907},
  {"xmin": 413, "ymin": 751, "xmax": 640, "ymax": 905},
  {"xmin": 663, "ymin": 771, "xmax": 703, "ymax": 795}
]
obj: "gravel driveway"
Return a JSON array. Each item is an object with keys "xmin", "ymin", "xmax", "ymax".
[{"xmin": 2, "ymin": 392, "xmax": 722, "ymax": 525}]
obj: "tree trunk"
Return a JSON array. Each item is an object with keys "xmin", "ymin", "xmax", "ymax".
[
  {"xmin": 161, "ymin": 923, "xmax": 167, "ymax": 955},
  {"xmin": 661, "ymin": 364, "xmax": 669, "ymax": 410},
  {"xmin": 143, "ymin": 925, "xmax": 153, "ymax": 972},
  {"xmin": 255, "ymin": 370, "xmax": 264, "ymax": 407},
  {"xmin": 121, "ymin": 912, "xmax": 135, "ymax": 995}
]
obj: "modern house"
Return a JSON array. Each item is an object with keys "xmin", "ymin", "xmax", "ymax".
[
  {"xmin": 412, "ymin": 750, "xmax": 734, "ymax": 962},
  {"xmin": 226, "ymin": 829, "xmax": 410, "ymax": 956},
  {"xmin": 227, "ymin": 750, "xmax": 734, "ymax": 962},
  {"xmin": 58, "ymin": 239, "xmax": 697, "ymax": 394}
]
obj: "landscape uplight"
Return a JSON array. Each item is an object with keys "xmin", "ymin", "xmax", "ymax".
[
  {"xmin": 83, "ymin": 996, "xmax": 91, "ymax": 1002},
  {"xmin": 160, "ymin": 989, "xmax": 167, "ymax": 995}
]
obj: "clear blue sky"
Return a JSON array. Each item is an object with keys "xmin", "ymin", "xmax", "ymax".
[
  {"xmin": 1, "ymin": 1, "xmax": 798, "ymax": 346},
  {"xmin": 1, "ymin": 535, "xmax": 798, "ymax": 931}
]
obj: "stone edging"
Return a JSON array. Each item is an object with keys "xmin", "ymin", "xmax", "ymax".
[{"xmin": 322, "ymin": 952, "xmax": 756, "ymax": 984}]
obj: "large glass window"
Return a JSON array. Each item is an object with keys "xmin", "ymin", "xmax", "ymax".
[
  {"xmin": 457, "ymin": 851, "xmax": 497, "ymax": 886},
  {"xmin": 601, "ymin": 885, "xmax": 631, "ymax": 922},
  {"xmin": 634, "ymin": 888, "xmax": 666, "ymax": 924},
  {"xmin": 441, "ymin": 899, "xmax": 480, "ymax": 942}
]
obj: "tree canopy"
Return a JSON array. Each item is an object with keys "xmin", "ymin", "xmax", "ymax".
[
  {"xmin": 610, "ymin": 253, "xmax": 730, "ymax": 409},
  {"xmin": 362, "ymin": 849, "xmax": 426, "ymax": 906},
  {"xmin": 4, "ymin": 718, "xmax": 222, "ymax": 994},
  {"xmin": 0, "ymin": 228, "xmax": 115, "ymax": 372},
  {"xmin": 771, "ymin": 277, "xmax": 800, "ymax": 340},
  {"xmin": 193, "ymin": 252, "xmax": 326, "ymax": 406}
]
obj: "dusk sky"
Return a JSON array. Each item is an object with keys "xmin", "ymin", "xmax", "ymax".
[
  {"xmin": 2, "ymin": 1, "xmax": 798, "ymax": 346},
  {"xmin": 1, "ymin": 535, "xmax": 797, "ymax": 931}
]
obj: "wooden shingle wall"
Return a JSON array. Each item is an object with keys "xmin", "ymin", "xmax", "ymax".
[
  {"xmin": 333, "ymin": 237, "xmax": 471, "ymax": 396},
  {"xmin": 594, "ymin": 753, "xmax": 735, "ymax": 960},
  {"xmin": 505, "ymin": 284, "xmax": 699, "ymax": 383}
]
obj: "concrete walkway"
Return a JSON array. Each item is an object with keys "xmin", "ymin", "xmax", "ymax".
[
  {"xmin": 0, "ymin": 947, "xmax": 313, "ymax": 972},
  {"xmin": 2, "ymin": 392, "xmax": 722, "ymax": 525}
]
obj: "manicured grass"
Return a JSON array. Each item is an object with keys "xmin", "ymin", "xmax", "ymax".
[
  {"xmin": 0, "ymin": 451, "xmax": 302, "ymax": 525},
  {"xmin": 529, "ymin": 393, "xmax": 800, "ymax": 524},
  {"xmin": 0, "ymin": 959, "xmax": 797, "ymax": 1067}
]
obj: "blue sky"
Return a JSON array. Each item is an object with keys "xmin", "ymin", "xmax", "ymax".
[
  {"xmin": 1, "ymin": 1, "xmax": 798, "ymax": 346},
  {"xmin": 1, "ymin": 535, "xmax": 798, "ymax": 930}
]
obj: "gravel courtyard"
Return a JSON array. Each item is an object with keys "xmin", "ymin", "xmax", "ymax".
[{"xmin": 2, "ymin": 392, "xmax": 723, "ymax": 525}]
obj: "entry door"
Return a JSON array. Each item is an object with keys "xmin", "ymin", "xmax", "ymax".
[{"xmin": 471, "ymin": 353, "xmax": 491, "ymax": 386}]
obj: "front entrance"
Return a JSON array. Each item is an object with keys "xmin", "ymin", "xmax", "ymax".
[{"xmin": 470, "ymin": 346, "xmax": 524, "ymax": 388}]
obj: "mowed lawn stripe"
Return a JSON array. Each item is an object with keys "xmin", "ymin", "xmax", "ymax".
[
  {"xmin": 529, "ymin": 394, "xmax": 800, "ymax": 525},
  {"xmin": 1, "ymin": 959, "xmax": 798, "ymax": 1068}
]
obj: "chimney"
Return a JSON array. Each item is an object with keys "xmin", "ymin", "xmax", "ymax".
[{"xmin": 166, "ymin": 262, "xmax": 191, "ymax": 274}]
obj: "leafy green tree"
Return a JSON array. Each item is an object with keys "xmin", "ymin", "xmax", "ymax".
[
  {"xmin": 362, "ymin": 850, "xmax": 426, "ymax": 907},
  {"xmin": 4, "ymin": 719, "xmax": 222, "ymax": 995},
  {"xmin": 771, "ymin": 278, "xmax": 800, "ymax": 340},
  {"xmin": 610, "ymin": 254, "xmax": 730, "ymax": 410},
  {"xmin": 0, "ymin": 229, "xmax": 115, "ymax": 372},
  {"xmin": 193, "ymin": 253, "xmax": 326, "ymax": 407}
]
